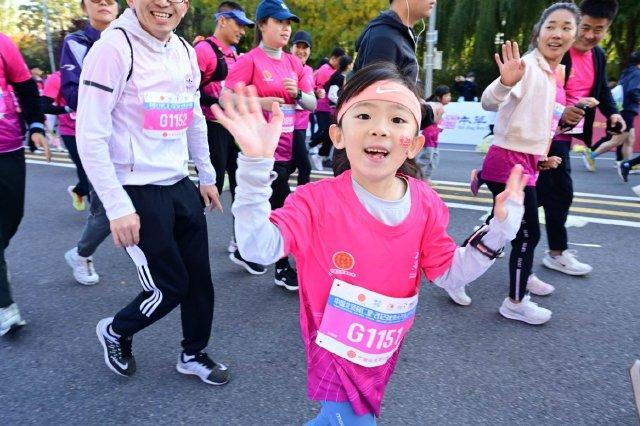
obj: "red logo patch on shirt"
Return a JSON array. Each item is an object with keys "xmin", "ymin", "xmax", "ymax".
[{"xmin": 332, "ymin": 251, "xmax": 355, "ymax": 271}]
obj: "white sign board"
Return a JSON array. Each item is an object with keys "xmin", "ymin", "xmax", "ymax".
[{"xmin": 439, "ymin": 102, "xmax": 494, "ymax": 145}]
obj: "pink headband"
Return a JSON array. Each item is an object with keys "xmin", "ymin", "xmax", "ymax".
[{"xmin": 336, "ymin": 80, "xmax": 422, "ymax": 128}]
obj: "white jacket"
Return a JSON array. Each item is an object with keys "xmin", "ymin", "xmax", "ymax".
[
  {"xmin": 481, "ymin": 49, "xmax": 561, "ymax": 156},
  {"xmin": 77, "ymin": 8, "xmax": 215, "ymax": 220}
]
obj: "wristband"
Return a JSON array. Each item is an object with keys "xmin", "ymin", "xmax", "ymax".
[{"xmin": 467, "ymin": 224, "xmax": 504, "ymax": 260}]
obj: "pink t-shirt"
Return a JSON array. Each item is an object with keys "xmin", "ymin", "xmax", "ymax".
[
  {"xmin": 225, "ymin": 47, "xmax": 313, "ymax": 161},
  {"xmin": 0, "ymin": 32, "xmax": 31, "ymax": 153},
  {"xmin": 294, "ymin": 64, "xmax": 314, "ymax": 130},
  {"xmin": 314, "ymin": 63, "xmax": 335, "ymax": 113},
  {"xmin": 421, "ymin": 124, "xmax": 441, "ymax": 148},
  {"xmin": 556, "ymin": 46, "xmax": 595, "ymax": 141},
  {"xmin": 42, "ymin": 71, "xmax": 76, "ymax": 136},
  {"xmin": 195, "ymin": 36, "xmax": 237, "ymax": 122},
  {"xmin": 270, "ymin": 170, "xmax": 457, "ymax": 416}
]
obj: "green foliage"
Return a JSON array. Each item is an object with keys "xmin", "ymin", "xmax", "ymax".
[
  {"xmin": 3, "ymin": 0, "xmax": 639, "ymax": 85},
  {"xmin": 433, "ymin": 0, "xmax": 640, "ymax": 93}
]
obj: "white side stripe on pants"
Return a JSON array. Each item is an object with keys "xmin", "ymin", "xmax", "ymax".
[{"xmin": 126, "ymin": 246, "xmax": 163, "ymax": 318}]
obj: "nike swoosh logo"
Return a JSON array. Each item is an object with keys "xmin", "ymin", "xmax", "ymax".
[
  {"xmin": 375, "ymin": 87, "xmax": 400, "ymax": 94},
  {"xmin": 61, "ymin": 64, "xmax": 75, "ymax": 71},
  {"xmin": 112, "ymin": 357, "xmax": 128, "ymax": 370}
]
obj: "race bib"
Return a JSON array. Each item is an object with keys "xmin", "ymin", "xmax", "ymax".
[
  {"xmin": 0, "ymin": 88, "xmax": 7, "ymax": 119},
  {"xmin": 280, "ymin": 104, "xmax": 295, "ymax": 133},
  {"xmin": 551, "ymin": 102, "xmax": 565, "ymax": 137},
  {"xmin": 142, "ymin": 92, "xmax": 194, "ymax": 139},
  {"xmin": 315, "ymin": 279, "xmax": 419, "ymax": 368}
]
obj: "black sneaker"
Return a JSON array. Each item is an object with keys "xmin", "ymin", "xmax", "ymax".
[
  {"xmin": 96, "ymin": 317, "xmax": 136, "ymax": 377},
  {"xmin": 176, "ymin": 352, "xmax": 229, "ymax": 385},
  {"xmin": 274, "ymin": 265, "xmax": 299, "ymax": 291},
  {"xmin": 619, "ymin": 162, "xmax": 631, "ymax": 182},
  {"xmin": 229, "ymin": 250, "xmax": 267, "ymax": 275}
]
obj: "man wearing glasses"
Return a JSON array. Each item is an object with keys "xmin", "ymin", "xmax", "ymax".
[
  {"xmin": 194, "ymin": 2, "xmax": 266, "ymax": 275},
  {"xmin": 77, "ymin": 0, "xmax": 228, "ymax": 385}
]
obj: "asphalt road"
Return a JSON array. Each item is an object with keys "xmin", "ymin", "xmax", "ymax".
[{"xmin": 1, "ymin": 145, "xmax": 639, "ymax": 425}]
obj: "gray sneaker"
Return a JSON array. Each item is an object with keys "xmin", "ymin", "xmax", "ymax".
[{"xmin": 176, "ymin": 352, "xmax": 229, "ymax": 385}]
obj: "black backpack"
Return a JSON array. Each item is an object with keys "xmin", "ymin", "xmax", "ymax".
[{"xmin": 194, "ymin": 38, "xmax": 229, "ymax": 85}]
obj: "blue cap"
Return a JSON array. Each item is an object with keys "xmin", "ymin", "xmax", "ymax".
[
  {"xmin": 291, "ymin": 31, "xmax": 312, "ymax": 48},
  {"xmin": 255, "ymin": 0, "xmax": 300, "ymax": 23},
  {"xmin": 214, "ymin": 9, "xmax": 255, "ymax": 28}
]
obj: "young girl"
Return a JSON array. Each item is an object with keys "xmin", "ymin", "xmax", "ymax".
[
  {"xmin": 223, "ymin": 0, "xmax": 316, "ymax": 291},
  {"xmin": 212, "ymin": 63, "xmax": 527, "ymax": 424},
  {"xmin": 325, "ymin": 55, "xmax": 353, "ymax": 108},
  {"xmin": 417, "ymin": 85, "xmax": 451, "ymax": 181},
  {"xmin": 470, "ymin": 3, "xmax": 580, "ymax": 324}
]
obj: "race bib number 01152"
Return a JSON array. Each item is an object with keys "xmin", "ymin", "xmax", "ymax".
[{"xmin": 142, "ymin": 92, "xmax": 194, "ymax": 139}]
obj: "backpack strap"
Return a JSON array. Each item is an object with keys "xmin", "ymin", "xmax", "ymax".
[
  {"xmin": 178, "ymin": 35, "xmax": 191, "ymax": 59},
  {"xmin": 113, "ymin": 27, "xmax": 133, "ymax": 82}
]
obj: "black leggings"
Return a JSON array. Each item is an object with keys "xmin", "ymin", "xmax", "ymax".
[
  {"xmin": 625, "ymin": 155, "xmax": 640, "ymax": 168},
  {"xmin": 271, "ymin": 161, "xmax": 295, "ymax": 269},
  {"xmin": 537, "ymin": 140, "xmax": 572, "ymax": 252},
  {"xmin": 0, "ymin": 149, "xmax": 25, "ymax": 308},
  {"xmin": 62, "ymin": 135, "xmax": 90, "ymax": 197},
  {"xmin": 310, "ymin": 111, "xmax": 334, "ymax": 157},
  {"xmin": 292, "ymin": 129, "xmax": 311, "ymax": 185},
  {"xmin": 486, "ymin": 182, "xmax": 540, "ymax": 301},
  {"xmin": 206, "ymin": 121, "xmax": 239, "ymax": 201},
  {"xmin": 270, "ymin": 161, "xmax": 294, "ymax": 210}
]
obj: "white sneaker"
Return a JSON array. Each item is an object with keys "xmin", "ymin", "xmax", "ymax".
[
  {"xmin": 0, "ymin": 303, "xmax": 27, "ymax": 336},
  {"xmin": 632, "ymin": 185, "xmax": 640, "ymax": 198},
  {"xmin": 227, "ymin": 236, "xmax": 238, "ymax": 253},
  {"xmin": 65, "ymin": 247, "xmax": 99, "ymax": 286},
  {"xmin": 630, "ymin": 360, "xmax": 640, "ymax": 417},
  {"xmin": 445, "ymin": 285, "xmax": 471, "ymax": 306},
  {"xmin": 542, "ymin": 250, "xmax": 592, "ymax": 276},
  {"xmin": 499, "ymin": 295, "xmax": 552, "ymax": 325},
  {"xmin": 527, "ymin": 274, "xmax": 554, "ymax": 296},
  {"xmin": 176, "ymin": 352, "xmax": 230, "ymax": 385}
]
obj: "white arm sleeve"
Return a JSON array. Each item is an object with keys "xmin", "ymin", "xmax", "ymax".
[
  {"xmin": 231, "ymin": 154, "xmax": 286, "ymax": 265},
  {"xmin": 433, "ymin": 199, "xmax": 524, "ymax": 290}
]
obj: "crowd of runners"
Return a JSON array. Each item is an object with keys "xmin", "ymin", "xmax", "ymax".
[{"xmin": 1, "ymin": 0, "xmax": 639, "ymax": 423}]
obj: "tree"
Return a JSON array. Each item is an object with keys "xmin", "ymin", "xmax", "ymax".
[{"xmin": 8, "ymin": 0, "xmax": 83, "ymax": 70}]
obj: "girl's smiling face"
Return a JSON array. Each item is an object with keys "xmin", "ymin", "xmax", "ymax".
[{"xmin": 330, "ymin": 100, "xmax": 424, "ymax": 185}]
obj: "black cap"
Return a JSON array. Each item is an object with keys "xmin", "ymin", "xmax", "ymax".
[{"xmin": 292, "ymin": 31, "xmax": 312, "ymax": 48}]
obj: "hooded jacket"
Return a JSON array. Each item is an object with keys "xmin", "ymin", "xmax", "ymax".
[
  {"xmin": 619, "ymin": 65, "xmax": 640, "ymax": 115},
  {"xmin": 482, "ymin": 49, "xmax": 559, "ymax": 156},
  {"xmin": 60, "ymin": 23, "xmax": 101, "ymax": 111},
  {"xmin": 353, "ymin": 10, "xmax": 418, "ymax": 82},
  {"xmin": 76, "ymin": 8, "xmax": 215, "ymax": 221}
]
